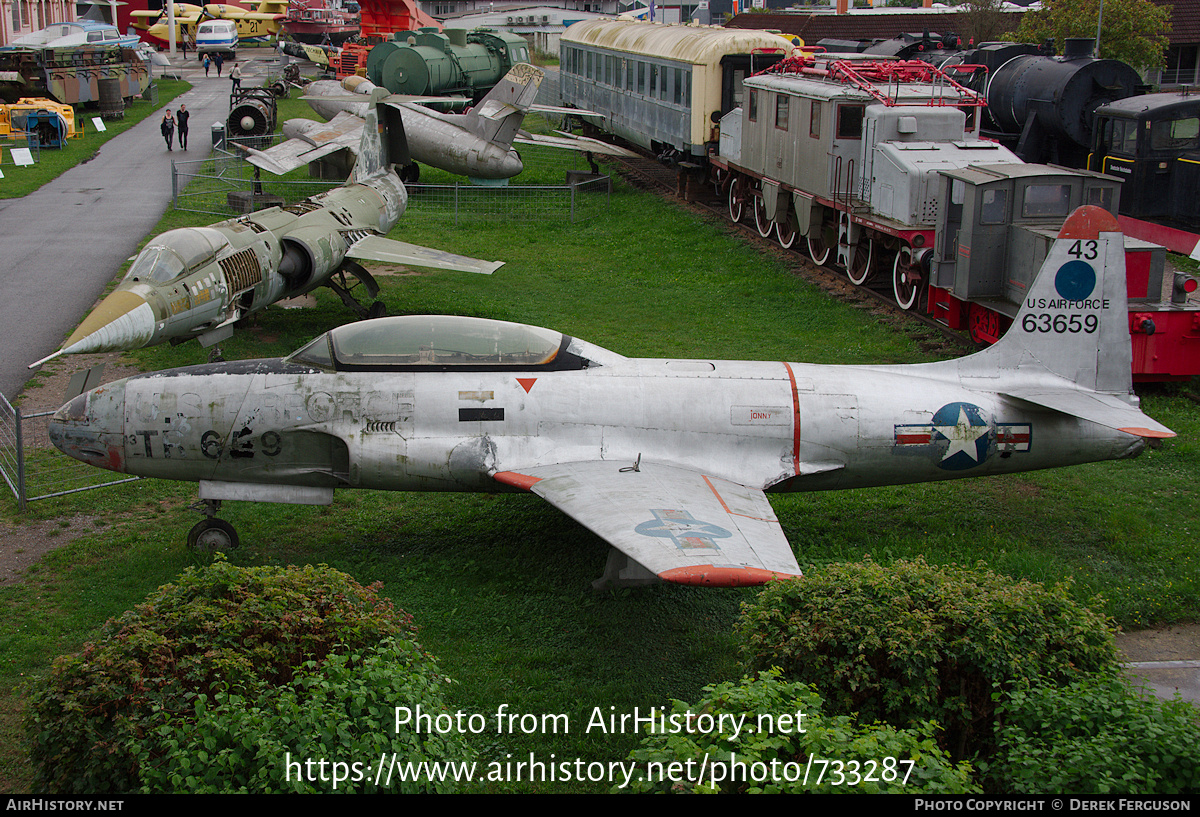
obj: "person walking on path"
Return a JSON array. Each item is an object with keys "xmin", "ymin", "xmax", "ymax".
[
  {"xmin": 161, "ymin": 109, "xmax": 175, "ymax": 151},
  {"xmin": 215, "ymin": 53, "xmax": 224, "ymax": 77},
  {"xmin": 177, "ymin": 104, "xmax": 190, "ymax": 150},
  {"xmin": 231, "ymin": 63, "xmax": 242, "ymax": 92},
  {"xmin": 203, "ymin": 55, "xmax": 211, "ymax": 76}
]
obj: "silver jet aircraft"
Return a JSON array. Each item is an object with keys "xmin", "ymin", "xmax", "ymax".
[
  {"xmin": 48, "ymin": 206, "xmax": 1173, "ymax": 587},
  {"xmin": 29, "ymin": 88, "xmax": 502, "ymax": 368},
  {"xmin": 247, "ymin": 63, "xmax": 633, "ymax": 183}
]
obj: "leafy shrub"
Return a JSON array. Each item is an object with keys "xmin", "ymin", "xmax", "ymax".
[
  {"xmin": 990, "ymin": 675, "xmax": 1200, "ymax": 794},
  {"xmin": 140, "ymin": 638, "xmax": 474, "ymax": 793},
  {"xmin": 736, "ymin": 557, "xmax": 1121, "ymax": 761},
  {"xmin": 619, "ymin": 671, "xmax": 978, "ymax": 794},
  {"xmin": 26, "ymin": 557, "xmax": 449, "ymax": 793}
]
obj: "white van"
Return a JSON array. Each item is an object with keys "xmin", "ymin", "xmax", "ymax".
[{"xmin": 195, "ymin": 20, "xmax": 237, "ymax": 61}]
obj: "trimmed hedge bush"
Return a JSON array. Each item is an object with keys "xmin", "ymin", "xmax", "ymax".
[
  {"xmin": 990, "ymin": 675, "xmax": 1200, "ymax": 794},
  {"xmin": 26, "ymin": 557, "xmax": 462, "ymax": 793},
  {"xmin": 619, "ymin": 671, "xmax": 979, "ymax": 794},
  {"xmin": 736, "ymin": 557, "xmax": 1121, "ymax": 761}
]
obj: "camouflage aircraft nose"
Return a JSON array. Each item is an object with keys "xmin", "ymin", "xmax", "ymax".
[
  {"xmin": 48, "ymin": 383, "xmax": 128, "ymax": 473},
  {"xmin": 62, "ymin": 290, "xmax": 156, "ymax": 354}
]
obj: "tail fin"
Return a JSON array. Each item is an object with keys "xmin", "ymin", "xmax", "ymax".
[
  {"xmin": 351, "ymin": 88, "xmax": 409, "ymax": 181},
  {"xmin": 462, "ymin": 63, "xmax": 544, "ymax": 149},
  {"xmin": 959, "ymin": 206, "xmax": 1174, "ymax": 438}
]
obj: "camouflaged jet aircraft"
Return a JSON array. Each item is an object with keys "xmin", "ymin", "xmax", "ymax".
[
  {"xmin": 245, "ymin": 64, "xmax": 633, "ymax": 183},
  {"xmin": 28, "ymin": 87, "xmax": 501, "ymax": 369},
  {"xmin": 48, "ymin": 206, "xmax": 1173, "ymax": 587}
]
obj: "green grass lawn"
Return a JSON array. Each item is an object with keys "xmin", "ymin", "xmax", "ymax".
[{"xmin": 1, "ymin": 142, "xmax": 1196, "ymax": 792}]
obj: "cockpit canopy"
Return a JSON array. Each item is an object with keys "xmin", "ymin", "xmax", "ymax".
[
  {"xmin": 286, "ymin": 315, "xmax": 594, "ymax": 372},
  {"xmin": 124, "ymin": 227, "xmax": 227, "ymax": 284}
]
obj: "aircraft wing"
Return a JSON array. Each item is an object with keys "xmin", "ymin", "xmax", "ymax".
[
  {"xmin": 514, "ymin": 130, "xmax": 638, "ymax": 158},
  {"xmin": 347, "ymin": 235, "xmax": 503, "ymax": 275},
  {"xmin": 1001, "ymin": 388, "xmax": 1175, "ymax": 439},
  {"xmin": 244, "ymin": 112, "xmax": 362, "ymax": 175},
  {"xmin": 493, "ymin": 461, "xmax": 802, "ymax": 586}
]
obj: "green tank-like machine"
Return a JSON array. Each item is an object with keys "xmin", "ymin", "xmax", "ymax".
[{"xmin": 365, "ymin": 28, "xmax": 531, "ymax": 100}]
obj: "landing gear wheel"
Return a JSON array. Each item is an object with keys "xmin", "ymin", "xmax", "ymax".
[
  {"xmin": 400, "ymin": 162, "xmax": 420, "ymax": 183},
  {"xmin": 776, "ymin": 216, "xmax": 798, "ymax": 249},
  {"xmin": 367, "ymin": 301, "xmax": 387, "ymax": 320},
  {"xmin": 807, "ymin": 223, "xmax": 833, "ymax": 266},
  {"xmin": 728, "ymin": 180, "xmax": 744, "ymax": 223},
  {"xmin": 327, "ymin": 262, "xmax": 382, "ymax": 319},
  {"xmin": 847, "ymin": 238, "xmax": 874, "ymax": 286},
  {"xmin": 968, "ymin": 303, "xmax": 1003, "ymax": 345},
  {"xmin": 187, "ymin": 518, "xmax": 239, "ymax": 553},
  {"xmin": 893, "ymin": 250, "xmax": 924, "ymax": 311},
  {"xmin": 753, "ymin": 193, "xmax": 774, "ymax": 238}
]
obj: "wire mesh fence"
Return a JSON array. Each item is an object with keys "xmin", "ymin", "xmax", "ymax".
[{"xmin": 172, "ymin": 130, "xmax": 610, "ymax": 224}]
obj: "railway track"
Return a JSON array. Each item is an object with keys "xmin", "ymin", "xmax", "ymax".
[{"xmin": 605, "ymin": 152, "xmax": 974, "ymax": 358}]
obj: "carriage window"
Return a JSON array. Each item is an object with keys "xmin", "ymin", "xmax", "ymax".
[
  {"xmin": 1086, "ymin": 185, "xmax": 1115, "ymax": 211},
  {"xmin": 1021, "ymin": 184, "xmax": 1071, "ymax": 218},
  {"xmin": 637, "ymin": 62, "xmax": 645, "ymax": 95},
  {"xmin": 674, "ymin": 68, "xmax": 683, "ymax": 105},
  {"xmin": 837, "ymin": 105, "xmax": 865, "ymax": 139},
  {"xmin": 809, "ymin": 101, "xmax": 821, "ymax": 138},
  {"xmin": 1150, "ymin": 117, "xmax": 1200, "ymax": 151},
  {"xmin": 775, "ymin": 95, "xmax": 789, "ymax": 130},
  {"xmin": 748, "ymin": 89, "xmax": 757, "ymax": 122},
  {"xmin": 979, "ymin": 188, "xmax": 1008, "ymax": 225}
]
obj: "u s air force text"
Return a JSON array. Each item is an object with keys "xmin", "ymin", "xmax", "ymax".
[{"xmin": 395, "ymin": 704, "xmax": 807, "ymax": 739}]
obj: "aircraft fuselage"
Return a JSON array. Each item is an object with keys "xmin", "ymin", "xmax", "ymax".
[{"xmin": 50, "ymin": 356, "xmax": 1142, "ymax": 500}]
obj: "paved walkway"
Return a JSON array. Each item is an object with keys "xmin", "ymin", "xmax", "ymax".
[{"xmin": 0, "ymin": 56, "xmax": 262, "ymax": 400}]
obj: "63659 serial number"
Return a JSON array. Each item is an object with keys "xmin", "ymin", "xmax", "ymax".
[{"xmin": 1021, "ymin": 313, "xmax": 1099, "ymax": 334}]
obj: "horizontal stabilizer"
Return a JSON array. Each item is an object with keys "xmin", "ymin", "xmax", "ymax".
[
  {"xmin": 514, "ymin": 130, "xmax": 639, "ymax": 158},
  {"xmin": 1002, "ymin": 388, "xmax": 1175, "ymax": 439},
  {"xmin": 347, "ymin": 235, "xmax": 503, "ymax": 275}
]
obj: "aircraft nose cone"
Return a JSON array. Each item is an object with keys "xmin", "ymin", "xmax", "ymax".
[
  {"xmin": 49, "ymin": 384, "xmax": 128, "ymax": 473},
  {"xmin": 61, "ymin": 290, "xmax": 156, "ymax": 355}
]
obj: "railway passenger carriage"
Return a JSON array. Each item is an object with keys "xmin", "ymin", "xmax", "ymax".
[{"xmin": 559, "ymin": 20, "xmax": 794, "ymax": 161}]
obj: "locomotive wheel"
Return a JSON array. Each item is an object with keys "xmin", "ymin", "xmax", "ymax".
[
  {"xmin": 847, "ymin": 238, "xmax": 874, "ymax": 286},
  {"xmin": 776, "ymin": 215, "xmax": 798, "ymax": 249},
  {"xmin": 892, "ymin": 251, "xmax": 924, "ymax": 311},
  {"xmin": 754, "ymin": 194, "xmax": 774, "ymax": 238},
  {"xmin": 187, "ymin": 518, "xmax": 239, "ymax": 553},
  {"xmin": 968, "ymin": 303, "xmax": 1004, "ymax": 345},
  {"xmin": 728, "ymin": 181, "xmax": 744, "ymax": 223},
  {"xmin": 807, "ymin": 223, "xmax": 833, "ymax": 266}
]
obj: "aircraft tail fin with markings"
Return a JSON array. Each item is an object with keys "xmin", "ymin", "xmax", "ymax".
[
  {"xmin": 953, "ymin": 206, "xmax": 1173, "ymax": 439},
  {"xmin": 350, "ymin": 88, "xmax": 410, "ymax": 182},
  {"xmin": 460, "ymin": 63, "xmax": 544, "ymax": 150}
]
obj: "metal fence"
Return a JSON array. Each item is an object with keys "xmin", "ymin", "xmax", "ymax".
[
  {"xmin": 171, "ymin": 136, "xmax": 610, "ymax": 223},
  {"xmin": 0, "ymin": 391, "xmax": 137, "ymax": 510}
]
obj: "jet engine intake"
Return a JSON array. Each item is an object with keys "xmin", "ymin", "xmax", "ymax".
[{"xmin": 279, "ymin": 226, "xmax": 349, "ymax": 291}]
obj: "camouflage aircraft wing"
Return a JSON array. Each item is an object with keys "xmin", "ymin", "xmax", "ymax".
[
  {"xmin": 244, "ymin": 111, "xmax": 362, "ymax": 175},
  {"xmin": 347, "ymin": 235, "xmax": 503, "ymax": 275},
  {"xmin": 493, "ymin": 461, "xmax": 802, "ymax": 586}
]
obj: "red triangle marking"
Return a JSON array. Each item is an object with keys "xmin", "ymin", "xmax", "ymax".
[{"xmin": 517, "ymin": 378, "xmax": 537, "ymax": 394}]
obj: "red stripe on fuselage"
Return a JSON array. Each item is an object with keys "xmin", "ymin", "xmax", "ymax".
[{"xmin": 783, "ymin": 362, "xmax": 801, "ymax": 475}]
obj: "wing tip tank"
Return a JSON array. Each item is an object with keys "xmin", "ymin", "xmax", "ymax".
[
  {"xmin": 659, "ymin": 565, "xmax": 803, "ymax": 587},
  {"xmin": 1059, "ymin": 205, "xmax": 1121, "ymax": 239}
]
